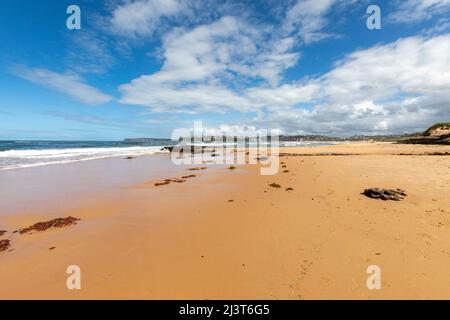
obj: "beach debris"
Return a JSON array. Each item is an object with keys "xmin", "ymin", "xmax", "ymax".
[
  {"xmin": 283, "ymin": 170, "xmax": 289, "ymax": 173},
  {"xmin": 188, "ymin": 167, "xmax": 207, "ymax": 171},
  {"xmin": 0, "ymin": 230, "xmax": 6, "ymax": 237},
  {"xmin": 49, "ymin": 246, "xmax": 56, "ymax": 250},
  {"xmin": 0, "ymin": 239, "xmax": 11, "ymax": 252},
  {"xmin": 286, "ymin": 188, "xmax": 294, "ymax": 191},
  {"xmin": 124, "ymin": 156, "xmax": 135, "ymax": 160},
  {"xmin": 17, "ymin": 217, "xmax": 80, "ymax": 234},
  {"xmin": 155, "ymin": 175, "xmax": 195, "ymax": 186},
  {"xmin": 269, "ymin": 183, "xmax": 282, "ymax": 188},
  {"xmin": 228, "ymin": 166, "xmax": 236, "ymax": 170},
  {"xmin": 363, "ymin": 188, "xmax": 407, "ymax": 201},
  {"xmin": 228, "ymin": 200, "xmax": 234, "ymax": 202}
]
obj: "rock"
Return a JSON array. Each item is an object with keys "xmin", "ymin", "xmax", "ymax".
[
  {"xmin": 286, "ymin": 188, "xmax": 294, "ymax": 191},
  {"xmin": 161, "ymin": 146, "xmax": 174, "ymax": 152},
  {"xmin": 228, "ymin": 166, "xmax": 236, "ymax": 170},
  {"xmin": 155, "ymin": 181, "xmax": 171, "ymax": 186},
  {"xmin": 17, "ymin": 217, "xmax": 80, "ymax": 234},
  {"xmin": 269, "ymin": 183, "xmax": 282, "ymax": 188},
  {"xmin": 363, "ymin": 188, "xmax": 407, "ymax": 201},
  {"xmin": 124, "ymin": 156, "xmax": 134, "ymax": 160},
  {"xmin": 181, "ymin": 175, "xmax": 196, "ymax": 179},
  {"xmin": 0, "ymin": 239, "xmax": 10, "ymax": 252}
]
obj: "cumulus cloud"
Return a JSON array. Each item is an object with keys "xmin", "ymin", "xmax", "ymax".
[
  {"xmin": 12, "ymin": 66, "xmax": 113, "ymax": 105},
  {"xmin": 119, "ymin": 16, "xmax": 300, "ymax": 112},
  {"xmin": 112, "ymin": 1, "xmax": 449, "ymax": 135},
  {"xmin": 120, "ymin": 32, "xmax": 450, "ymax": 135},
  {"xmin": 251, "ymin": 35, "xmax": 450, "ymax": 134}
]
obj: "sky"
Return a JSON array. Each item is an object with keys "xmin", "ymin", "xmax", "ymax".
[{"xmin": 0, "ymin": 0, "xmax": 449, "ymax": 140}]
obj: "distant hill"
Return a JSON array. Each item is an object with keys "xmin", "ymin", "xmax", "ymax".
[
  {"xmin": 280, "ymin": 133, "xmax": 417, "ymax": 142},
  {"xmin": 122, "ymin": 138, "xmax": 172, "ymax": 143},
  {"xmin": 124, "ymin": 123, "xmax": 450, "ymax": 145}
]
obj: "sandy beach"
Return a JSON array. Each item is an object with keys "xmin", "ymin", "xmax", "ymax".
[{"xmin": 0, "ymin": 142, "xmax": 450, "ymax": 299}]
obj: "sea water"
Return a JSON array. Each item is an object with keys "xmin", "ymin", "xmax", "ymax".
[{"xmin": 0, "ymin": 140, "xmax": 173, "ymax": 170}]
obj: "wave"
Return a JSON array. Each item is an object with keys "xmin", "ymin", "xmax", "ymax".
[{"xmin": 0, "ymin": 146, "xmax": 167, "ymax": 171}]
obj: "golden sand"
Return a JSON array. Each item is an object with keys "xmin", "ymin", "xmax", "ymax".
[{"xmin": 0, "ymin": 142, "xmax": 449, "ymax": 299}]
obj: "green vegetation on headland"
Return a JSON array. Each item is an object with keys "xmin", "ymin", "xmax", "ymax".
[{"xmin": 403, "ymin": 122, "xmax": 450, "ymax": 145}]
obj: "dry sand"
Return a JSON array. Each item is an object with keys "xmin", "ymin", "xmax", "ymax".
[{"xmin": 0, "ymin": 142, "xmax": 449, "ymax": 299}]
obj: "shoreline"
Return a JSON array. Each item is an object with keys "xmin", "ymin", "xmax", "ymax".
[{"xmin": 0, "ymin": 142, "xmax": 449, "ymax": 299}]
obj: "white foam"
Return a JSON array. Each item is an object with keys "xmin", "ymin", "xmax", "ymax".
[{"xmin": 0, "ymin": 146, "xmax": 167, "ymax": 171}]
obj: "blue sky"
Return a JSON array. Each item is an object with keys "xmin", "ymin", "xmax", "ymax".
[{"xmin": 1, "ymin": 0, "xmax": 449, "ymax": 140}]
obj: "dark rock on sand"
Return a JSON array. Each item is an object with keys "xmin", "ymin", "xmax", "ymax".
[
  {"xmin": 188, "ymin": 167, "xmax": 207, "ymax": 171},
  {"xmin": 269, "ymin": 183, "xmax": 282, "ymax": 188},
  {"xmin": 286, "ymin": 188, "xmax": 294, "ymax": 191},
  {"xmin": 125, "ymin": 156, "xmax": 135, "ymax": 160},
  {"xmin": 363, "ymin": 188, "xmax": 407, "ymax": 201},
  {"xmin": 181, "ymin": 175, "xmax": 196, "ymax": 179},
  {"xmin": 0, "ymin": 239, "xmax": 11, "ymax": 252},
  {"xmin": 17, "ymin": 217, "xmax": 80, "ymax": 234},
  {"xmin": 155, "ymin": 181, "xmax": 171, "ymax": 186}
]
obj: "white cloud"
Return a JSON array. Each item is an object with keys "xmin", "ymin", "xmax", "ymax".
[
  {"xmin": 66, "ymin": 30, "xmax": 115, "ymax": 74},
  {"xmin": 119, "ymin": 16, "xmax": 300, "ymax": 112},
  {"xmin": 112, "ymin": 1, "xmax": 450, "ymax": 135},
  {"xmin": 389, "ymin": 0, "xmax": 450, "ymax": 23},
  {"xmin": 121, "ymin": 33, "xmax": 450, "ymax": 135},
  {"xmin": 282, "ymin": 0, "xmax": 337, "ymax": 43},
  {"xmin": 12, "ymin": 66, "xmax": 113, "ymax": 105},
  {"xmin": 111, "ymin": 0, "xmax": 185, "ymax": 36},
  {"xmin": 250, "ymin": 34, "xmax": 450, "ymax": 134}
]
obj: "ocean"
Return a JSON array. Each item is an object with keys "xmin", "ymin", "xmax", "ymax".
[
  {"xmin": 0, "ymin": 140, "xmax": 174, "ymax": 171},
  {"xmin": 0, "ymin": 140, "xmax": 339, "ymax": 171}
]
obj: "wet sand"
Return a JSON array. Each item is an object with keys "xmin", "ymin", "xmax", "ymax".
[{"xmin": 0, "ymin": 142, "xmax": 450, "ymax": 299}]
